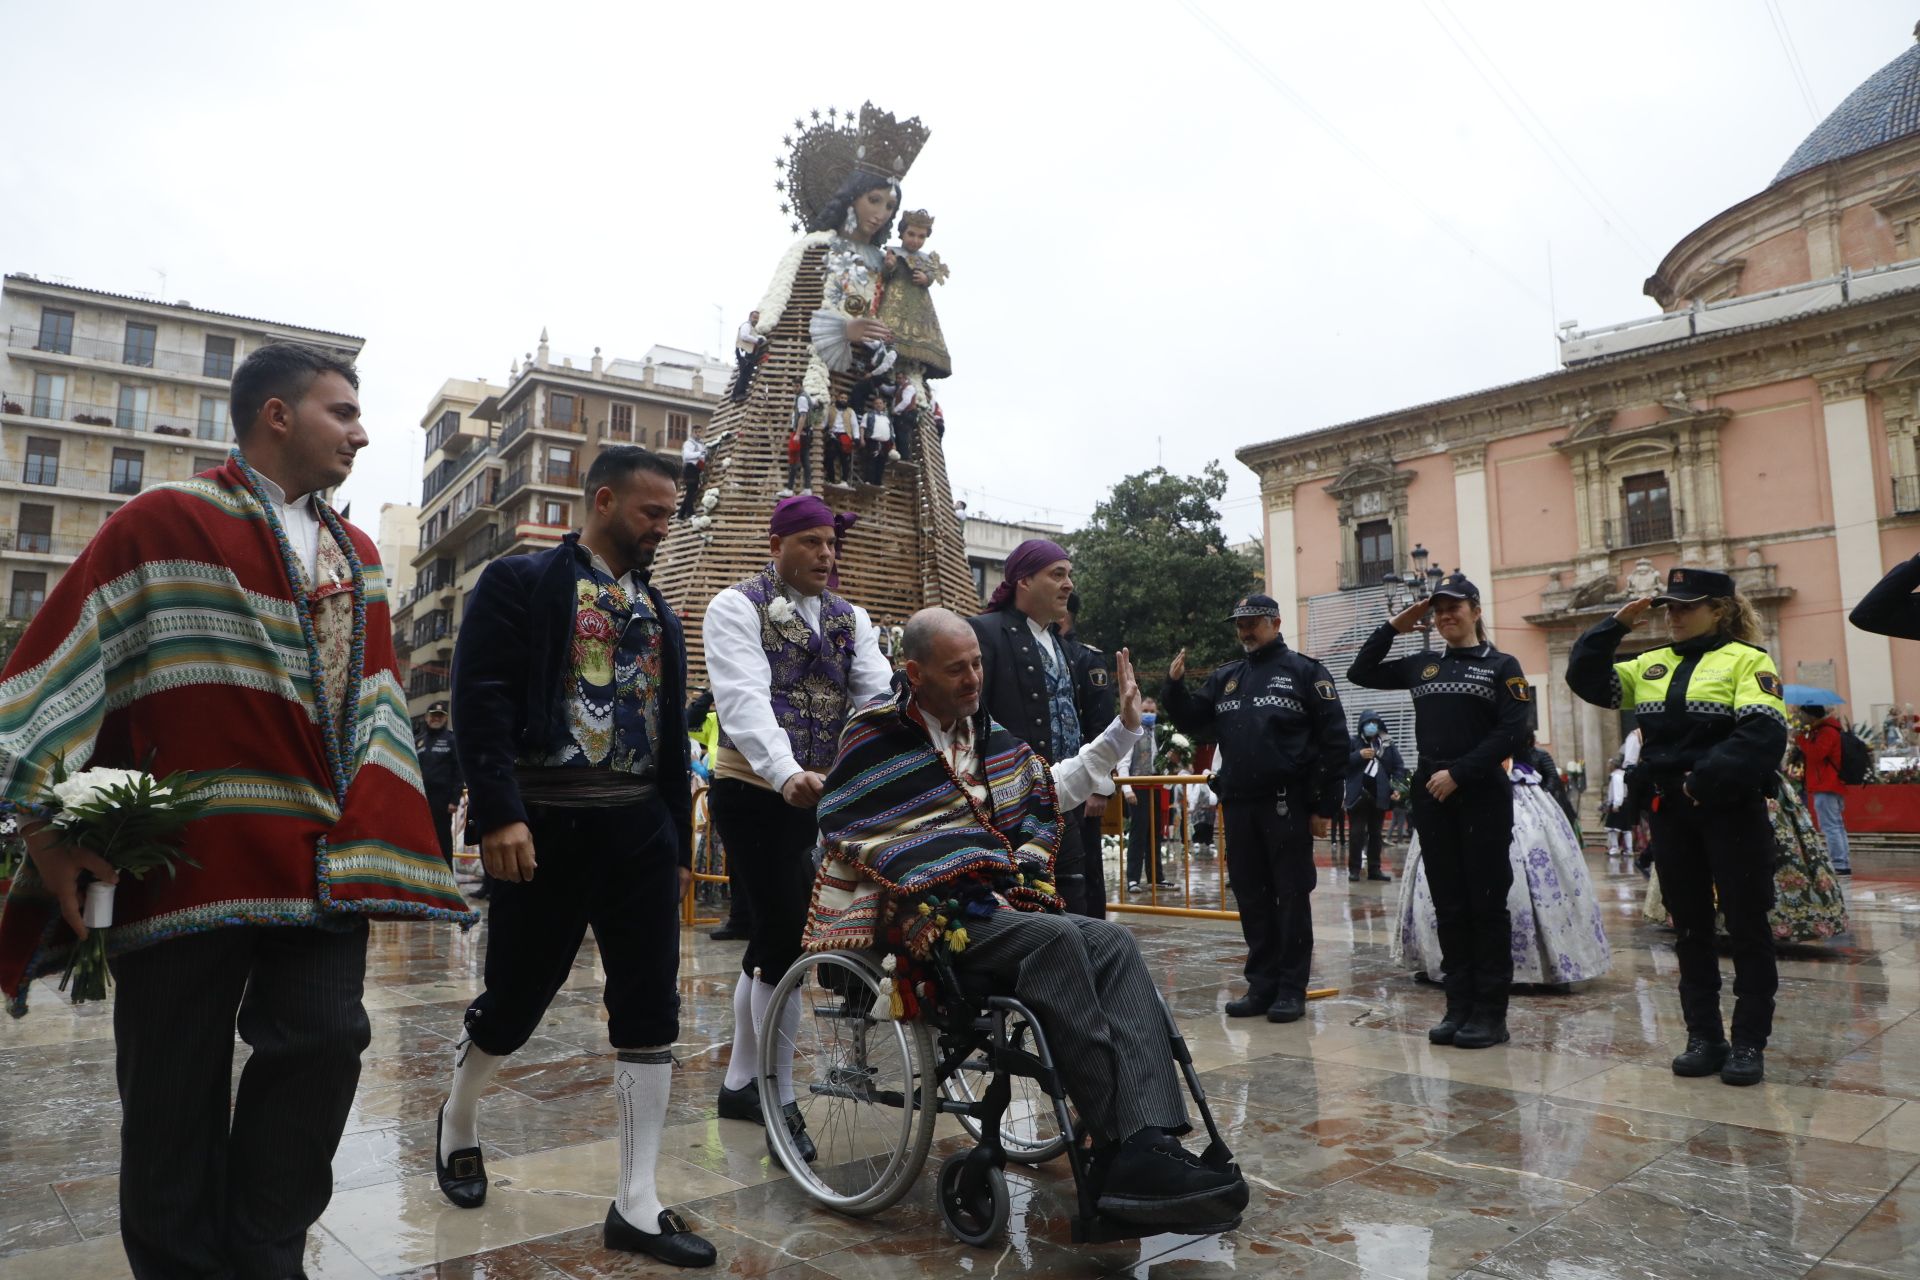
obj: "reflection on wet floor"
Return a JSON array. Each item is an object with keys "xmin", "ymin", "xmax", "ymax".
[{"xmin": 5, "ymin": 842, "xmax": 1920, "ymax": 1278}]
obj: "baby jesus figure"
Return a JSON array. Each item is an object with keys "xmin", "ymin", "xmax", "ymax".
[{"xmin": 879, "ymin": 209, "xmax": 952, "ymax": 379}]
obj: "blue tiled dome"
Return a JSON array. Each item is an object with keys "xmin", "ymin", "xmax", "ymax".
[{"xmin": 1776, "ymin": 37, "xmax": 1920, "ymax": 183}]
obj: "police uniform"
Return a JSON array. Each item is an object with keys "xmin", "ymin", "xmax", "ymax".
[
  {"xmin": 1063, "ymin": 628, "xmax": 1116, "ymax": 917},
  {"xmin": 1347, "ymin": 575, "xmax": 1531, "ymax": 1048},
  {"xmin": 1567, "ymin": 567, "xmax": 1788, "ymax": 1085},
  {"xmin": 1161, "ymin": 595, "xmax": 1348, "ymax": 1019},
  {"xmin": 416, "ymin": 701, "xmax": 464, "ymax": 865}
]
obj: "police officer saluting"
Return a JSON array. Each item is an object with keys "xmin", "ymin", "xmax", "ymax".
[
  {"xmin": 1348, "ymin": 574, "xmax": 1530, "ymax": 1049},
  {"xmin": 1567, "ymin": 567, "xmax": 1787, "ymax": 1086},
  {"xmin": 1162, "ymin": 594, "xmax": 1348, "ymax": 1022},
  {"xmin": 417, "ymin": 700, "xmax": 464, "ymax": 867}
]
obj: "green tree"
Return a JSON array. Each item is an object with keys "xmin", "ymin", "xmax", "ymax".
[{"xmin": 1068, "ymin": 463, "xmax": 1257, "ymax": 683}]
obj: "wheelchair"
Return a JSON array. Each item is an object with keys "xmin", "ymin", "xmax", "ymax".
[{"xmin": 756, "ymin": 943, "xmax": 1244, "ymax": 1247}]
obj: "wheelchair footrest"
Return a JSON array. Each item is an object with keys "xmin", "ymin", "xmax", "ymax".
[{"xmin": 1071, "ymin": 1213, "xmax": 1243, "ymax": 1245}]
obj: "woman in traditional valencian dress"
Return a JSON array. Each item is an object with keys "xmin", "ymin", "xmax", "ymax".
[{"xmin": 1394, "ymin": 755, "xmax": 1613, "ymax": 987}]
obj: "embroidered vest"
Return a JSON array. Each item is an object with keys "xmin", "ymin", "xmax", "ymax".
[
  {"xmin": 1039, "ymin": 629, "xmax": 1082, "ymax": 761},
  {"xmin": 718, "ymin": 564, "xmax": 858, "ymax": 772}
]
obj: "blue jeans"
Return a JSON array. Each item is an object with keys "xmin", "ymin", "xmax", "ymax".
[{"xmin": 1812, "ymin": 790, "xmax": 1851, "ymax": 871}]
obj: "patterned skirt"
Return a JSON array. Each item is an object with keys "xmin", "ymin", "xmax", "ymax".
[{"xmin": 1640, "ymin": 783, "xmax": 1848, "ymax": 943}]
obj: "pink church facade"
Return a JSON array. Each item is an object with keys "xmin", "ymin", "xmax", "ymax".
[{"xmin": 1239, "ymin": 32, "xmax": 1920, "ymax": 802}]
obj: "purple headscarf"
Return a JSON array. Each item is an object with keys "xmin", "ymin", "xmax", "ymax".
[
  {"xmin": 769, "ymin": 495, "xmax": 859, "ymax": 588},
  {"xmin": 987, "ymin": 538, "xmax": 1070, "ymax": 611}
]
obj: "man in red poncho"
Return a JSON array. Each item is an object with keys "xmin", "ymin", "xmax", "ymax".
[{"xmin": 0, "ymin": 343, "xmax": 472, "ymax": 1278}]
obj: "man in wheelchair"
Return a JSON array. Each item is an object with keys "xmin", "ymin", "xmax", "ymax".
[{"xmin": 805, "ymin": 608, "xmax": 1250, "ymax": 1231}]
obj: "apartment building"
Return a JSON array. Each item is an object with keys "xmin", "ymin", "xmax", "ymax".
[
  {"xmin": 0, "ymin": 273, "xmax": 362, "ymax": 620},
  {"xmin": 392, "ymin": 335, "xmax": 729, "ymax": 722}
]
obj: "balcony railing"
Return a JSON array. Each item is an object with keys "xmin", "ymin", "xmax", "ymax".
[
  {"xmin": 1604, "ymin": 506, "xmax": 1683, "ymax": 550},
  {"xmin": 498, "ymin": 467, "xmax": 529, "ymax": 504},
  {"xmin": 2, "ymin": 389, "xmax": 229, "ymax": 441},
  {"xmin": 1338, "ymin": 560, "xmax": 1406, "ymax": 591},
  {"xmin": 421, "ymin": 457, "xmax": 461, "ymax": 505},
  {"xmin": 1896, "ymin": 474, "xmax": 1920, "ymax": 515},
  {"xmin": 2, "ymin": 462, "xmax": 157, "ymax": 496},
  {"xmin": 0, "ymin": 531, "xmax": 97, "ymax": 557},
  {"xmin": 461, "ymin": 528, "xmax": 499, "ymax": 571},
  {"xmin": 7, "ymin": 325, "xmax": 240, "ymax": 381}
]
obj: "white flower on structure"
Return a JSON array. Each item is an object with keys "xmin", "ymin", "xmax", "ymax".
[
  {"xmin": 767, "ymin": 598, "xmax": 798, "ymax": 626},
  {"xmin": 720, "ymin": 457, "xmax": 733, "ymax": 470},
  {"xmin": 700, "ymin": 489, "xmax": 720, "ymax": 511},
  {"xmin": 691, "ymin": 515, "xmax": 712, "ymax": 531}
]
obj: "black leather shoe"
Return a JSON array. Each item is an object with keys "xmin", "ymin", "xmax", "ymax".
[
  {"xmin": 1098, "ymin": 1129, "xmax": 1249, "ymax": 1227},
  {"xmin": 708, "ymin": 924, "xmax": 746, "ymax": 940},
  {"xmin": 1345, "ymin": 864, "xmax": 1361, "ymax": 877},
  {"xmin": 1671, "ymin": 1036, "xmax": 1731, "ymax": 1077},
  {"xmin": 766, "ymin": 1099, "xmax": 816, "ymax": 1163},
  {"xmin": 1224, "ymin": 989, "xmax": 1278, "ymax": 1018},
  {"xmin": 604, "ymin": 1204, "xmax": 717, "ymax": 1267},
  {"xmin": 434, "ymin": 1101, "xmax": 487, "ymax": 1209},
  {"xmin": 716, "ymin": 1082, "xmax": 764, "ymax": 1126},
  {"xmin": 1266, "ymin": 995, "xmax": 1305, "ymax": 1023},
  {"xmin": 1428, "ymin": 1009, "xmax": 1468, "ymax": 1044},
  {"xmin": 1368, "ymin": 871, "xmax": 1393, "ymax": 882},
  {"xmin": 1452, "ymin": 1017, "xmax": 1509, "ymax": 1050},
  {"xmin": 1721, "ymin": 1044, "xmax": 1765, "ymax": 1086}
]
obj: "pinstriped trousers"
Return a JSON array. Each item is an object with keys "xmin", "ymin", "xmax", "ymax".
[
  {"xmin": 955, "ymin": 911, "xmax": 1188, "ymax": 1144},
  {"xmin": 108, "ymin": 920, "xmax": 371, "ymax": 1280}
]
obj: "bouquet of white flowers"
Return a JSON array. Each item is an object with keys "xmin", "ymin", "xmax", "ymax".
[{"xmin": 36, "ymin": 759, "xmax": 213, "ymax": 1002}]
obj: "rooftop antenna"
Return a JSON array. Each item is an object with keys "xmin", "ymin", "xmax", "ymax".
[{"xmin": 151, "ymin": 267, "xmax": 167, "ymax": 301}]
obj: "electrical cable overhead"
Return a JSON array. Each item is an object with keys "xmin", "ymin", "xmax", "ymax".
[
  {"xmin": 1764, "ymin": 0, "xmax": 1821, "ymax": 124},
  {"xmin": 1178, "ymin": 1, "xmax": 1551, "ymax": 310},
  {"xmin": 1425, "ymin": 0, "xmax": 1661, "ymax": 267}
]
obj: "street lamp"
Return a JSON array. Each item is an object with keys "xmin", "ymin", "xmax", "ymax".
[{"xmin": 1380, "ymin": 542, "xmax": 1449, "ymax": 651}]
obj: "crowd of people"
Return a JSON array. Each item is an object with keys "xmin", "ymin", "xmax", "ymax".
[{"xmin": 5, "ymin": 339, "xmax": 1919, "ymax": 1275}]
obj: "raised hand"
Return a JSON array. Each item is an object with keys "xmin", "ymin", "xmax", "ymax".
[
  {"xmin": 1115, "ymin": 648, "xmax": 1142, "ymax": 730},
  {"xmin": 1614, "ymin": 598, "xmax": 1656, "ymax": 631},
  {"xmin": 1391, "ymin": 598, "xmax": 1433, "ymax": 634},
  {"xmin": 1169, "ymin": 648, "xmax": 1188, "ymax": 682}
]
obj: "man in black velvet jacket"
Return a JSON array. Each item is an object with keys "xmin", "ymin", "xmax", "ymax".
[{"xmin": 435, "ymin": 446, "xmax": 713, "ymax": 1267}]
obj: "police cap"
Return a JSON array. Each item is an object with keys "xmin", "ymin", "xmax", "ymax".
[{"xmin": 1652, "ymin": 567, "xmax": 1735, "ymax": 605}]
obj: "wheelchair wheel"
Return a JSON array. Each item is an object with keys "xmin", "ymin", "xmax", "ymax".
[
  {"xmin": 760, "ymin": 950, "xmax": 938, "ymax": 1216},
  {"xmin": 937, "ymin": 1151, "xmax": 1010, "ymax": 1247},
  {"xmin": 939, "ymin": 1010, "xmax": 1069, "ymax": 1164}
]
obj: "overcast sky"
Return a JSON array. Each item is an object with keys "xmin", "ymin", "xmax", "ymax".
[{"xmin": 4, "ymin": 0, "xmax": 1909, "ymax": 545}]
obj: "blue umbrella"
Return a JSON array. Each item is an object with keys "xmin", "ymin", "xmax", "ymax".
[{"xmin": 1782, "ymin": 684, "xmax": 1844, "ymax": 707}]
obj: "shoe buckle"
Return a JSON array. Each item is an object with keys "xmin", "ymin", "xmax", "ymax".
[
  {"xmin": 661, "ymin": 1210, "xmax": 689, "ymax": 1234},
  {"xmin": 451, "ymin": 1154, "xmax": 480, "ymax": 1179}
]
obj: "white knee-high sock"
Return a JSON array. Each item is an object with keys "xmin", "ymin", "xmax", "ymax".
[
  {"xmin": 747, "ymin": 977, "xmax": 798, "ymax": 1105},
  {"xmin": 441, "ymin": 1037, "xmax": 506, "ymax": 1159},
  {"xmin": 616, "ymin": 1047, "xmax": 673, "ymax": 1232},
  {"xmin": 722, "ymin": 971, "xmax": 758, "ymax": 1091}
]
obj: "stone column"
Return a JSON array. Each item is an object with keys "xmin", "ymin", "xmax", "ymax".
[
  {"xmin": 1819, "ymin": 371, "xmax": 1897, "ymax": 717},
  {"xmin": 1263, "ymin": 477, "xmax": 1299, "ymax": 627},
  {"xmin": 1451, "ymin": 443, "xmax": 1494, "ymax": 627}
]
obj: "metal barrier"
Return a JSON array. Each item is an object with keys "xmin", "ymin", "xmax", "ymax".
[{"xmin": 682, "ymin": 783, "xmax": 726, "ymax": 927}]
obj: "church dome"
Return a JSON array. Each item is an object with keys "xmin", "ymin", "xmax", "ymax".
[{"xmin": 1775, "ymin": 32, "xmax": 1920, "ymax": 184}]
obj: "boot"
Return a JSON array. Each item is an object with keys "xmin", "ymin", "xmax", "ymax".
[
  {"xmin": 1428, "ymin": 1005, "xmax": 1470, "ymax": 1045},
  {"xmin": 1670, "ymin": 1036, "xmax": 1730, "ymax": 1078},
  {"xmin": 1224, "ymin": 987, "xmax": 1278, "ymax": 1018},
  {"xmin": 1451, "ymin": 1013, "xmax": 1509, "ymax": 1050},
  {"xmin": 1720, "ymin": 1044, "xmax": 1764, "ymax": 1086}
]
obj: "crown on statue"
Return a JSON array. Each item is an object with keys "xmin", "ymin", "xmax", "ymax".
[
  {"xmin": 774, "ymin": 102, "xmax": 931, "ymax": 234},
  {"xmin": 899, "ymin": 209, "xmax": 934, "ymax": 233}
]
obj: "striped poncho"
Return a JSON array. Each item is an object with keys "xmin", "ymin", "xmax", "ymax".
[
  {"xmin": 805, "ymin": 690, "xmax": 1062, "ymax": 961},
  {"xmin": 0, "ymin": 457, "xmax": 473, "ymax": 1009}
]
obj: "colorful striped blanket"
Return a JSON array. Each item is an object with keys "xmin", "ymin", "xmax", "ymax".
[
  {"xmin": 805, "ymin": 690, "xmax": 1062, "ymax": 961},
  {"xmin": 0, "ymin": 456, "xmax": 473, "ymax": 1009}
]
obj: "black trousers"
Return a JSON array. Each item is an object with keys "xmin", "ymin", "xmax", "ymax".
[
  {"xmin": 825, "ymin": 438, "xmax": 851, "ymax": 483},
  {"xmin": 1347, "ymin": 796, "xmax": 1386, "ymax": 874},
  {"xmin": 1079, "ymin": 808, "xmax": 1108, "ymax": 919},
  {"xmin": 1222, "ymin": 795, "xmax": 1316, "ymax": 1000},
  {"xmin": 1411, "ymin": 776, "xmax": 1514, "ymax": 1020},
  {"xmin": 1126, "ymin": 787, "xmax": 1164, "ymax": 884},
  {"xmin": 465, "ymin": 796, "xmax": 682, "ymax": 1053},
  {"xmin": 109, "ymin": 920, "xmax": 370, "ymax": 1280},
  {"xmin": 709, "ymin": 776, "xmax": 819, "ymax": 981},
  {"xmin": 678, "ymin": 461, "xmax": 704, "ymax": 518},
  {"xmin": 1055, "ymin": 800, "xmax": 1091, "ymax": 917},
  {"xmin": 1649, "ymin": 790, "xmax": 1778, "ymax": 1047},
  {"xmin": 426, "ymin": 788, "xmax": 459, "ymax": 866}
]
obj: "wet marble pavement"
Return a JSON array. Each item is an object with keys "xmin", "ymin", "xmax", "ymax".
[{"xmin": 5, "ymin": 842, "xmax": 1920, "ymax": 1279}]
